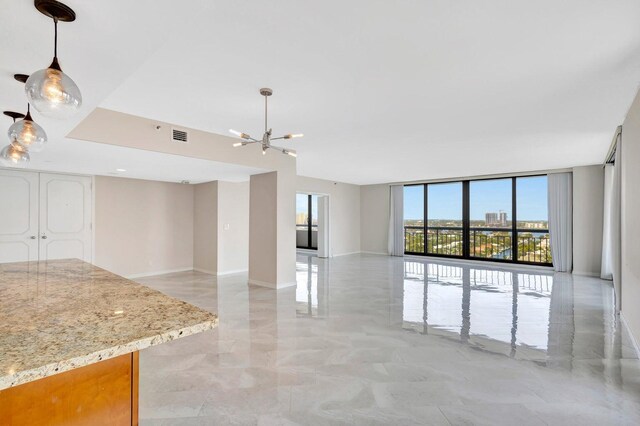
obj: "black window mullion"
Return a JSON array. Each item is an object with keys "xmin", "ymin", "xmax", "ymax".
[
  {"xmin": 423, "ymin": 184, "xmax": 428, "ymax": 254},
  {"xmin": 462, "ymin": 181, "xmax": 470, "ymax": 258},
  {"xmin": 512, "ymin": 177, "xmax": 517, "ymax": 262},
  {"xmin": 307, "ymin": 194, "xmax": 313, "ymax": 250}
]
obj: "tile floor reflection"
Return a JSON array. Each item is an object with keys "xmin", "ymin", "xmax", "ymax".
[{"xmin": 135, "ymin": 253, "xmax": 640, "ymax": 425}]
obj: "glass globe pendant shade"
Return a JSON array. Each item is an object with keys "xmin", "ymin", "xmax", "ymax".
[
  {"xmin": 0, "ymin": 142, "xmax": 30, "ymax": 167},
  {"xmin": 7, "ymin": 113, "xmax": 47, "ymax": 153},
  {"xmin": 25, "ymin": 59, "xmax": 82, "ymax": 119}
]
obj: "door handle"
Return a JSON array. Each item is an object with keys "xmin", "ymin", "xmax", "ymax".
[{"xmin": 41, "ymin": 235, "xmax": 48, "ymax": 239}]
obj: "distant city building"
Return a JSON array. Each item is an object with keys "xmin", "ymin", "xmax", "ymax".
[
  {"xmin": 499, "ymin": 211, "xmax": 508, "ymax": 226},
  {"xmin": 485, "ymin": 211, "xmax": 508, "ymax": 226},
  {"xmin": 485, "ymin": 212, "xmax": 498, "ymax": 225},
  {"xmin": 296, "ymin": 212, "xmax": 308, "ymax": 225}
]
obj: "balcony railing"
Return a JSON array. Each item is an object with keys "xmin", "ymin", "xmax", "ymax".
[
  {"xmin": 427, "ymin": 228, "xmax": 463, "ymax": 256},
  {"xmin": 404, "ymin": 226, "xmax": 552, "ymax": 265},
  {"xmin": 297, "ymin": 224, "xmax": 318, "ymax": 249},
  {"xmin": 405, "ymin": 226, "xmax": 463, "ymax": 256},
  {"xmin": 470, "ymin": 229, "xmax": 512, "ymax": 260},
  {"xmin": 405, "ymin": 226, "xmax": 425, "ymax": 253},
  {"xmin": 516, "ymin": 231, "xmax": 551, "ymax": 264}
]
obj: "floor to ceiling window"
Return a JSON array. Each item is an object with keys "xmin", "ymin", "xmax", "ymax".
[
  {"xmin": 469, "ymin": 178, "xmax": 513, "ymax": 260},
  {"xmin": 515, "ymin": 176, "xmax": 551, "ymax": 263},
  {"xmin": 403, "ymin": 175, "xmax": 551, "ymax": 265},
  {"xmin": 428, "ymin": 182, "xmax": 463, "ymax": 256},
  {"xmin": 296, "ymin": 193, "xmax": 318, "ymax": 250},
  {"xmin": 404, "ymin": 185, "xmax": 424, "ymax": 253}
]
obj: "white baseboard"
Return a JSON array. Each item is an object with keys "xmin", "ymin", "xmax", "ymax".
[
  {"xmin": 248, "ymin": 278, "xmax": 297, "ymax": 289},
  {"xmin": 360, "ymin": 251, "xmax": 387, "ymax": 256},
  {"xmin": 217, "ymin": 269, "xmax": 248, "ymax": 276},
  {"xmin": 193, "ymin": 268, "xmax": 248, "ymax": 276},
  {"xmin": 127, "ymin": 267, "xmax": 193, "ymax": 279},
  {"xmin": 572, "ymin": 270, "xmax": 601, "ymax": 278},
  {"xmin": 332, "ymin": 251, "xmax": 361, "ymax": 258},
  {"xmin": 193, "ymin": 267, "xmax": 216, "ymax": 275},
  {"xmin": 621, "ymin": 312, "xmax": 640, "ymax": 358}
]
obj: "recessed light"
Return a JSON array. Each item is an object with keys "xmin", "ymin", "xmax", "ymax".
[{"xmin": 116, "ymin": 168, "xmax": 126, "ymax": 172}]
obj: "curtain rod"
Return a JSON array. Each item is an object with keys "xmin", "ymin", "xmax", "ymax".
[{"xmin": 605, "ymin": 126, "xmax": 622, "ymax": 165}]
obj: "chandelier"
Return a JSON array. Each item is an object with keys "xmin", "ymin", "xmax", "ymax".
[{"xmin": 229, "ymin": 88, "xmax": 303, "ymax": 157}]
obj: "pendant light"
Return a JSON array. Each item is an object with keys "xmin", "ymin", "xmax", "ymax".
[
  {"xmin": 7, "ymin": 104, "xmax": 47, "ymax": 152},
  {"xmin": 0, "ymin": 144, "xmax": 31, "ymax": 166},
  {"xmin": 1, "ymin": 112, "xmax": 30, "ymax": 166},
  {"xmin": 25, "ymin": 0, "xmax": 81, "ymax": 119}
]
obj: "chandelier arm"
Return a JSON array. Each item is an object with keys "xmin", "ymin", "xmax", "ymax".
[{"xmin": 270, "ymin": 136, "xmax": 287, "ymax": 141}]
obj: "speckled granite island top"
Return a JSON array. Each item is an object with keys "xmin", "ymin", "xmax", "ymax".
[{"xmin": 0, "ymin": 259, "xmax": 218, "ymax": 390}]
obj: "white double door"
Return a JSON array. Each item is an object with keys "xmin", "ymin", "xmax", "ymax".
[{"xmin": 0, "ymin": 169, "xmax": 92, "ymax": 263}]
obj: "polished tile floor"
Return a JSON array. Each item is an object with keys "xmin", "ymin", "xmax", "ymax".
[{"xmin": 135, "ymin": 253, "xmax": 640, "ymax": 425}]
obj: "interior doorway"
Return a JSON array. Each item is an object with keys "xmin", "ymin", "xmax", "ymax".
[{"xmin": 296, "ymin": 193, "xmax": 318, "ymax": 250}]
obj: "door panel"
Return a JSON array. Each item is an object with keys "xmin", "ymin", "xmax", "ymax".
[
  {"xmin": 39, "ymin": 173, "xmax": 92, "ymax": 262},
  {"xmin": 0, "ymin": 170, "xmax": 39, "ymax": 262}
]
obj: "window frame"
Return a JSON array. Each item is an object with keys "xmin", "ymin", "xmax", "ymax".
[
  {"xmin": 403, "ymin": 174, "xmax": 551, "ymax": 266},
  {"xmin": 296, "ymin": 194, "xmax": 318, "ymax": 250}
]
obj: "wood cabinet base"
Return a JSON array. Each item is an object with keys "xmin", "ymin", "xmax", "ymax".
[{"xmin": 0, "ymin": 352, "xmax": 139, "ymax": 426}]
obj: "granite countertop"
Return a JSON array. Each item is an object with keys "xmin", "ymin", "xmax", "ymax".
[{"xmin": 0, "ymin": 259, "xmax": 218, "ymax": 390}]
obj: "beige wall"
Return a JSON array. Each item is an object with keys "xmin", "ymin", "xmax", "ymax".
[
  {"xmin": 193, "ymin": 181, "xmax": 218, "ymax": 274},
  {"xmin": 360, "ymin": 184, "xmax": 389, "ymax": 254},
  {"xmin": 217, "ymin": 181, "xmax": 249, "ymax": 274},
  {"xmin": 71, "ymin": 108, "xmax": 298, "ymax": 288},
  {"xmin": 572, "ymin": 165, "xmax": 604, "ymax": 276},
  {"xmin": 621, "ymin": 88, "xmax": 640, "ymax": 344},
  {"xmin": 249, "ymin": 172, "xmax": 278, "ymax": 286},
  {"xmin": 277, "ymin": 169, "xmax": 297, "ymax": 285},
  {"xmin": 296, "ymin": 176, "xmax": 361, "ymax": 256},
  {"xmin": 94, "ymin": 176, "xmax": 194, "ymax": 277}
]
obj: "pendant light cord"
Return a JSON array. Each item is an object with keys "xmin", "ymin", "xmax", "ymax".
[
  {"xmin": 53, "ymin": 18, "xmax": 58, "ymax": 58},
  {"xmin": 264, "ymin": 95, "xmax": 268, "ymax": 133}
]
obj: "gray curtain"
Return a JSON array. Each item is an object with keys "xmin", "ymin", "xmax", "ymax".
[
  {"xmin": 601, "ymin": 136, "xmax": 622, "ymax": 311},
  {"xmin": 548, "ymin": 173, "xmax": 573, "ymax": 272},
  {"xmin": 601, "ymin": 164, "xmax": 614, "ymax": 280},
  {"xmin": 388, "ymin": 185, "xmax": 404, "ymax": 256},
  {"xmin": 612, "ymin": 142, "xmax": 622, "ymax": 310}
]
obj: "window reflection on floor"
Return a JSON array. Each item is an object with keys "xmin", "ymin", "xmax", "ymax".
[
  {"xmin": 403, "ymin": 261, "xmax": 554, "ymax": 355},
  {"xmin": 296, "ymin": 255, "xmax": 318, "ymax": 316}
]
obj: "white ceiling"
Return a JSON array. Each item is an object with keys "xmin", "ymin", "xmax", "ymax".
[{"xmin": 2, "ymin": 0, "xmax": 639, "ymax": 185}]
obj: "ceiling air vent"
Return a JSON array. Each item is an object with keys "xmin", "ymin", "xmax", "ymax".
[{"xmin": 171, "ymin": 128, "xmax": 188, "ymax": 143}]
